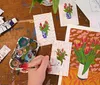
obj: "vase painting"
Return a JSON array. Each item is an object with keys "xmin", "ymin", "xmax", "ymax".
[
  {"xmin": 64, "ymin": 3, "xmax": 73, "ymax": 19},
  {"xmin": 56, "ymin": 48, "xmax": 67, "ymax": 65},
  {"xmin": 74, "ymin": 37, "xmax": 100, "ymax": 79},
  {"xmin": 78, "ymin": 63, "xmax": 89, "ymax": 79},
  {"xmin": 66, "ymin": 12, "xmax": 71, "ymax": 19},
  {"xmin": 39, "ymin": 21, "xmax": 50, "ymax": 38}
]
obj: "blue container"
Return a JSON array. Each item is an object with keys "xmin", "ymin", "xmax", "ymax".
[
  {"xmin": 66, "ymin": 12, "xmax": 71, "ymax": 19},
  {"xmin": 42, "ymin": 31, "xmax": 47, "ymax": 38}
]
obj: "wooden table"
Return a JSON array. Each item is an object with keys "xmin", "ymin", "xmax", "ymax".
[{"xmin": 0, "ymin": 0, "xmax": 94, "ymax": 85}]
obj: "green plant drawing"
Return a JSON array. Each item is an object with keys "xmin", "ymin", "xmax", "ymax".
[
  {"xmin": 30, "ymin": 0, "xmax": 60, "ymax": 14},
  {"xmin": 39, "ymin": 21, "xmax": 50, "ymax": 38},
  {"xmin": 64, "ymin": 3, "xmax": 73, "ymax": 19},
  {"xmin": 56, "ymin": 48, "xmax": 67, "ymax": 65},
  {"xmin": 74, "ymin": 37, "xmax": 100, "ymax": 75}
]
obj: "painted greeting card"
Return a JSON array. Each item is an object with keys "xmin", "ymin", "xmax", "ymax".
[
  {"xmin": 59, "ymin": 0, "xmax": 79, "ymax": 27},
  {"xmin": 33, "ymin": 13, "xmax": 56, "ymax": 46},
  {"xmin": 49, "ymin": 40, "xmax": 72, "ymax": 76},
  {"xmin": 65, "ymin": 25, "xmax": 100, "ymax": 79}
]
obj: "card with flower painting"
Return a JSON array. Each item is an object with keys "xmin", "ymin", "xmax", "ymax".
[
  {"xmin": 49, "ymin": 40, "xmax": 72, "ymax": 76},
  {"xmin": 59, "ymin": 0, "xmax": 79, "ymax": 27},
  {"xmin": 33, "ymin": 13, "xmax": 56, "ymax": 46},
  {"xmin": 65, "ymin": 25, "xmax": 100, "ymax": 79}
]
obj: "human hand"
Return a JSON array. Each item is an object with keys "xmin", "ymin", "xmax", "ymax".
[{"xmin": 28, "ymin": 55, "xmax": 51, "ymax": 85}]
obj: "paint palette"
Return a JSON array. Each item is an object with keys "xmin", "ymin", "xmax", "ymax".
[{"xmin": 9, "ymin": 37, "xmax": 39, "ymax": 73}]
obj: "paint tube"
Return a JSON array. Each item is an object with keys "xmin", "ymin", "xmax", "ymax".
[
  {"xmin": 0, "ymin": 18, "xmax": 17, "ymax": 35},
  {"xmin": 0, "ymin": 16, "xmax": 4, "ymax": 24}
]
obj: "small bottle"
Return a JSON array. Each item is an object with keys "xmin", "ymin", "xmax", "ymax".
[{"xmin": 0, "ymin": 18, "xmax": 17, "ymax": 35}]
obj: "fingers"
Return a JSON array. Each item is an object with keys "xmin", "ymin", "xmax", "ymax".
[
  {"xmin": 28, "ymin": 55, "xmax": 44, "ymax": 67},
  {"xmin": 47, "ymin": 62, "xmax": 52, "ymax": 72},
  {"xmin": 38, "ymin": 55, "xmax": 49, "ymax": 73}
]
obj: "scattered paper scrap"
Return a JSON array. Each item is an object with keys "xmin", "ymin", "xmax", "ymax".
[
  {"xmin": 0, "ymin": 45, "xmax": 11, "ymax": 62},
  {"xmin": 0, "ymin": 8, "xmax": 4, "ymax": 15}
]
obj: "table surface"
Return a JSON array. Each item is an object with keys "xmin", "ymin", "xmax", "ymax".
[{"xmin": 0, "ymin": 0, "xmax": 99, "ymax": 85}]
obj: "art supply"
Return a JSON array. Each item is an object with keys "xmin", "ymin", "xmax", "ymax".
[
  {"xmin": 9, "ymin": 37, "xmax": 40, "ymax": 73},
  {"xmin": 0, "ymin": 18, "xmax": 17, "ymax": 35},
  {"xmin": 0, "ymin": 16, "xmax": 4, "ymax": 24},
  {"xmin": 0, "ymin": 8, "xmax": 4, "ymax": 15},
  {"xmin": 0, "ymin": 45, "xmax": 11, "ymax": 62}
]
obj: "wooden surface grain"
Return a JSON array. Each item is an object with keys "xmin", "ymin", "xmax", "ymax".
[{"xmin": 0, "ymin": 0, "xmax": 89, "ymax": 85}]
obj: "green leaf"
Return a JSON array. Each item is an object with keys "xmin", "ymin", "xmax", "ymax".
[
  {"xmin": 37, "ymin": 0, "xmax": 43, "ymax": 3},
  {"xmin": 74, "ymin": 48, "xmax": 82, "ymax": 63},
  {"xmin": 79, "ymin": 48, "xmax": 86, "ymax": 64},
  {"xmin": 82, "ymin": 50, "xmax": 95, "ymax": 75},
  {"xmin": 52, "ymin": 0, "xmax": 60, "ymax": 14},
  {"xmin": 82, "ymin": 61, "xmax": 90, "ymax": 75},
  {"xmin": 91, "ymin": 61, "xmax": 96, "ymax": 64},
  {"xmin": 30, "ymin": 0, "xmax": 36, "ymax": 13}
]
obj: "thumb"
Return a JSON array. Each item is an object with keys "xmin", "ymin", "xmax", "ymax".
[{"xmin": 38, "ymin": 55, "xmax": 49, "ymax": 72}]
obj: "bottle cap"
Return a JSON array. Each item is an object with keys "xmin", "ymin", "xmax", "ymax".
[{"xmin": 12, "ymin": 18, "xmax": 18, "ymax": 24}]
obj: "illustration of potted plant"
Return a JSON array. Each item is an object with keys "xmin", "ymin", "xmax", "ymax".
[
  {"xmin": 74, "ymin": 37, "xmax": 100, "ymax": 79},
  {"xmin": 56, "ymin": 48, "xmax": 67, "ymax": 65},
  {"xmin": 64, "ymin": 3, "xmax": 73, "ymax": 19},
  {"xmin": 39, "ymin": 21, "xmax": 50, "ymax": 38}
]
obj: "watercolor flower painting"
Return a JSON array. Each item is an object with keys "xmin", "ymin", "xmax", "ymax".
[
  {"xmin": 39, "ymin": 21, "xmax": 50, "ymax": 38},
  {"xmin": 74, "ymin": 36, "xmax": 100, "ymax": 75},
  {"xmin": 64, "ymin": 3, "xmax": 73, "ymax": 19},
  {"xmin": 56, "ymin": 48, "xmax": 67, "ymax": 65}
]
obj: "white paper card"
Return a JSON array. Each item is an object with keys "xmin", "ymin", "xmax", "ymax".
[
  {"xmin": 33, "ymin": 13, "xmax": 56, "ymax": 46},
  {"xmin": 0, "ymin": 45, "xmax": 11, "ymax": 62},
  {"xmin": 59, "ymin": 0, "xmax": 79, "ymax": 27},
  {"xmin": 75, "ymin": 0, "xmax": 100, "ymax": 31},
  {"xmin": 0, "ymin": 19, "xmax": 4, "ymax": 24},
  {"xmin": 65, "ymin": 24, "xmax": 91, "ymax": 42},
  {"xmin": 0, "ymin": 9, "xmax": 4, "ymax": 15},
  {"xmin": 49, "ymin": 40, "xmax": 72, "ymax": 76},
  {"xmin": 0, "ymin": 16, "xmax": 4, "ymax": 24}
]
